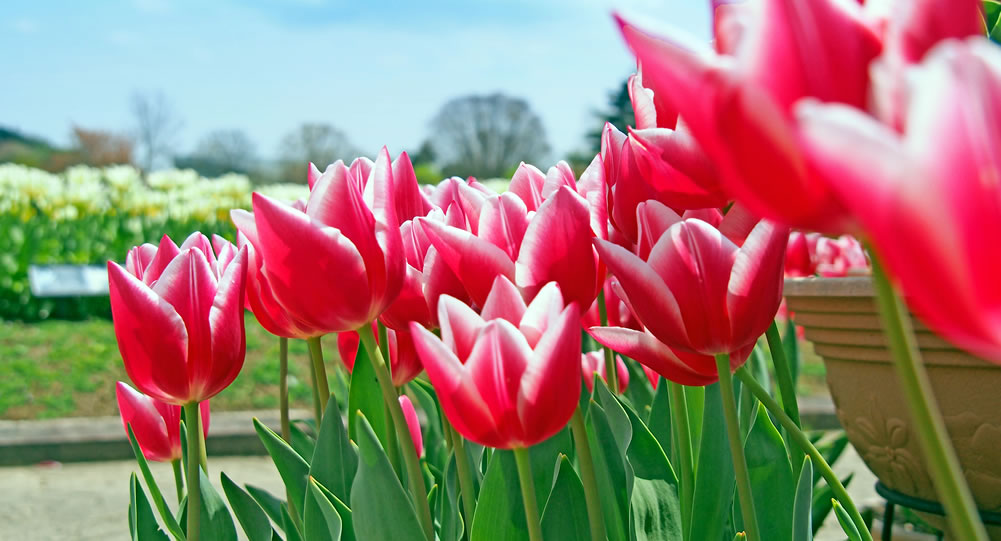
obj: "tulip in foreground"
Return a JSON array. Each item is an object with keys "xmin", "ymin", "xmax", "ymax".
[
  {"xmin": 410, "ymin": 277, "xmax": 581, "ymax": 449},
  {"xmin": 108, "ymin": 232, "xmax": 248, "ymax": 405},
  {"xmin": 116, "ymin": 381, "xmax": 210, "ymax": 463}
]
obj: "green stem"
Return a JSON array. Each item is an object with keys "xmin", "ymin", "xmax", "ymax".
[
  {"xmin": 596, "ymin": 289, "xmax": 619, "ymax": 394},
  {"xmin": 715, "ymin": 354, "xmax": 760, "ymax": 541},
  {"xmin": 279, "ymin": 337, "xmax": 290, "ymax": 442},
  {"xmin": 513, "ymin": 447, "xmax": 544, "ymax": 541},
  {"xmin": 569, "ymin": 408, "xmax": 606, "ymax": 541},
  {"xmin": 357, "ymin": 323, "xmax": 434, "ymax": 541},
  {"xmin": 183, "ymin": 402, "xmax": 202, "ymax": 541},
  {"xmin": 450, "ymin": 424, "xmax": 479, "ymax": 531},
  {"xmin": 667, "ymin": 381, "xmax": 694, "ymax": 536},
  {"xmin": 385, "ymin": 399, "xmax": 403, "ymax": 479},
  {"xmin": 306, "ymin": 336, "xmax": 330, "ymax": 421},
  {"xmin": 870, "ymin": 256, "xmax": 988, "ymax": 541},
  {"xmin": 735, "ymin": 366, "xmax": 872, "ymax": 541},
  {"xmin": 765, "ymin": 322, "xmax": 800, "ymax": 426},
  {"xmin": 171, "ymin": 458, "xmax": 184, "ymax": 506},
  {"xmin": 307, "ymin": 341, "xmax": 322, "ymax": 426}
]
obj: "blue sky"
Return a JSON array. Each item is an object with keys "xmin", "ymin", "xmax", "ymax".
[{"xmin": 0, "ymin": 0, "xmax": 709, "ymax": 162}]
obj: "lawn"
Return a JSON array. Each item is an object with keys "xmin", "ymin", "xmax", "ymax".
[{"xmin": 0, "ymin": 314, "xmax": 345, "ymax": 419}]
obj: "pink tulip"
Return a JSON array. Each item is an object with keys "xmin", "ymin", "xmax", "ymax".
[
  {"xmin": 116, "ymin": 381, "xmax": 210, "ymax": 462},
  {"xmin": 232, "ymin": 148, "xmax": 404, "ymax": 336},
  {"xmin": 581, "ymin": 351, "xmax": 629, "ymax": 393},
  {"xmin": 409, "ymin": 277, "xmax": 582, "ymax": 449},
  {"xmin": 796, "ymin": 38, "xmax": 1001, "ymax": 361},
  {"xmin": 594, "ymin": 203, "xmax": 787, "ymax": 368},
  {"xmin": 398, "ymin": 395, "xmax": 424, "ymax": 458},
  {"xmin": 109, "ymin": 233, "xmax": 248, "ymax": 404},
  {"xmin": 337, "ymin": 324, "xmax": 424, "ymax": 386}
]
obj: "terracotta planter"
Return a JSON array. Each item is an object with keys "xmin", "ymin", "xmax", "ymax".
[{"xmin": 784, "ymin": 277, "xmax": 1001, "ymax": 538}]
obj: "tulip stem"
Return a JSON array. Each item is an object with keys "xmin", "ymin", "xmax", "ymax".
[
  {"xmin": 715, "ymin": 354, "xmax": 759, "ymax": 541},
  {"xmin": 450, "ymin": 424, "xmax": 478, "ymax": 530},
  {"xmin": 667, "ymin": 381, "xmax": 694, "ymax": 536},
  {"xmin": 306, "ymin": 343, "xmax": 322, "ymax": 427},
  {"xmin": 870, "ymin": 256, "xmax": 988, "ymax": 541},
  {"xmin": 734, "ymin": 366, "xmax": 872, "ymax": 541},
  {"xmin": 171, "ymin": 459, "xmax": 184, "ymax": 506},
  {"xmin": 513, "ymin": 447, "xmax": 544, "ymax": 541},
  {"xmin": 357, "ymin": 323, "xmax": 434, "ymax": 541},
  {"xmin": 764, "ymin": 322, "xmax": 805, "ymax": 476},
  {"xmin": 279, "ymin": 337, "xmax": 290, "ymax": 442},
  {"xmin": 306, "ymin": 337, "xmax": 330, "ymax": 421},
  {"xmin": 596, "ymin": 289, "xmax": 619, "ymax": 394},
  {"xmin": 183, "ymin": 402, "xmax": 202, "ymax": 541},
  {"xmin": 569, "ymin": 408, "xmax": 606, "ymax": 541}
]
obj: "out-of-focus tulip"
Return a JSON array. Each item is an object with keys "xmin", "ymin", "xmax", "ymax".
[
  {"xmin": 231, "ymin": 148, "xmax": 404, "ymax": 336},
  {"xmin": 409, "ymin": 277, "xmax": 582, "ymax": 449},
  {"xmin": 796, "ymin": 38, "xmax": 1001, "ymax": 361},
  {"xmin": 785, "ymin": 232, "xmax": 819, "ymax": 278},
  {"xmin": 581, "ymin": 351, "xmax": 629, "ymax": 393},
  {"xmin": 784, "ymin": 232, "xmax": 869, "ymax": 278},
  {"xmin": 595, "ymin": 203, "xmax": 788, "ymax": 365},
  {"xmin": 398, "ymin": 395, "xmax": 424, "ymax": 458},
  {"xmin": 116, "ymin": 381, "xmax": 210, "ymax": 462},
  {"xmin": 109, "ymin": 233, "xmax": 248, "ymax": 404},
  {"xmin": 337, "ymin": 324, "xmax": 424, "ymax": 386}
]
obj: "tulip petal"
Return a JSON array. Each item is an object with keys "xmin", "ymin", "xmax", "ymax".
[
  {"xmin": 392, "ymin": 152, "xmax": 434, "ymax": 222},
  {"xmin": 518, "ymin": 303, "xmax": 582, "ymax": 445},
  {"xmin": 589, "ymin": 326, "xmax": 717, "ymax": 386},
  {"xmin": 635, "ymin": 200, "xmax": 683, "ymax": 260},
  {"xmin": 398, "ymin": 395, "xmax": 424, "ymax": 457},
  {"xmin": 108, "ymin": 262, "xmax": 190, "ymax": 403},
  {"xmin": 466, "ymin": 320, "xmax": 534, "ymax": 443},
  {"xmin": 117, "ymin": 382, "xmax": 175, "ymax": 462},
  {"xmin": 142, "ymin": 235, "xmax": 181, "ymax": 286},
  {"xmin": 202, "ymin": 247, "xmax": 248, "ymax": 401},
  {"xmin": 518, "ymin": 282, "xmax": 565, "ymax": 350},
  {"xmin": 509, "ymin": 162, "xmax": 546, "ymax": 212},
  {"xmin": 437, "ymin": 295, "xmax": 486, "ymax": 361},
  {"xmin": 480, "ymin": 275, "xmax": 527, "ymax": 326},
  {"xmin": 478, "ymin": 193, "xmax": 530, "ymax": 261},
  {"xmin": 727, "ymin": 220, "xmax": 788, "ymax": 350},
  {"xmin": 419, "ymin": 218, "xmax": 515, "ymax": 307}
]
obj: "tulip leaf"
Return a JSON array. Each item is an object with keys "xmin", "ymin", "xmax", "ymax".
[
  {"xmin": 316, "ymin": 480, "xmax": 356, "ymax": 541},
  {"xmin": 646, "ymin": 381, "xmax": 673, "ymax": 457},
  {"xmin": 126, "ymin": 425, "xmax": 186, "ymax": 541},
  {"xmin": 309, "ymin": 392, "xmax": 358, "ymax": 505},
  {"xmin": 594, "ymin": 380, "xmax": 632, "ymax": 450},
  {"xmin": 408, "ymin": 379, "xmax": 448, "ymax": 471},
  {"xmin": 793, "ymin": 456, "xmax": 814, "ymax": 541},
  {"xmin": 783, "ymin": 317, "xmax": 800, "ymax": 385},
  {"xmin": 440, "ymin": 453, "xmax": 465, "ymax": 541},
  {"xmin": 622, "ymin": 399, "xmax": 683, "ymax": 541},
  {"xmin": 833, "ymin": 499, "xmax": 863, "ymax": 541},
  {"xmin": 687, "ymin": 383, "xmax": 735, "ymax": 541},
  {"xmin": 289, "ymin": 421, "xmax": 317, "ymax": 462},
  {"xmin": 743, "ymin": 404, "xmax": 794, "ymax": 541},
  {"xmin": 812, "ymin": 473, "xmax": 853, "ymax": 535},
  {"xmin": 684, "ymin": 385, "xmax": 704, "ymax": 460},
  {"xmin": 281, "ymin": 503, "xmax": 303, "ymax": 541},
  {"xmin": 179, "ymin": 469, "xmax": 237, "ymax": 541},
  {"xmin": 254, "ymin": 417, "xmax": 309, "ymax": 519},
  {"xmin": 221, "ymin": 472, "xmax": 276, "ymax": 541},
  {"xmin": 245, "ymin": 484, "xmax": 284, "ymax": 530},
  {"xmin": 129, "ymin": 473, "xmax": 169, "ymax": 541},
  {"xmin": 304, "ymin": 478, "xmax": 343, "ymax": 541},
  {"xmin": 348, "ymin": 345, "xmax": 389, "ymax": 450},
  {"xmin": 623, "ymin": 358, "xmax": 655, "ymax": 415},
  {"xmin": 351, "ymin": 412, "xmax": 426, "ymax": 541},
  {"xmin": 586, "ymin": 400, "xmax": 632, "ymax": 541},
  {"xmin": 541, "ymin": 455, "xmax": 591, "ymax": 541}
]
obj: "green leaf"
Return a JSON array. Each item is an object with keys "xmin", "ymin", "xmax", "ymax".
[
  {"xmin": 221, "ymin": 472, "xmax": 275, "ymax": 541},
  {"xmin": 594, "ymin": 380, "xmax": 632, "ymax": 451},
  {"xmin": 289, "ymin": 421, "xmax": 317, "ymax": 462},
  {"xmin": 812, "ymin": 473, "xmax": 853, "ymax": 535},
  {"xmin": 126, "ymin": 425, "xmax": 185, "ymax": 541},
  {"xmin": 833, "ymin": 499, "xmax": 863, "ymax": 541},
  {"xmin": 684, "ymin": 385, "xmax": 704, "ymax": 460},
  {"xmin": 304, "ymin": 478, "xmax": 343, "ymax": 541},
  {"xmin": 782, "ymin": 317, "xmax": 800, "ymax": 386},
  {"xmin": 347, "ymin": 342, "xmax": 388, "ymax": 449},
  {"xmin": 744, "ymin": 405, "xmax": 794, "ymax": 541},
  {"xmin": 310, "ymin": 392, "xmax": 359, "ymax": 505},
  {"xmin": 688, "ymin": 383, "xmax": 735, "ymax": 541},
  {"xmin": 623, "ymin": 400, "xmax": 682, "ymax": 541},
  {"xmin": 408, "ymin": 379, "xmax": 448, "ymax": 471},
  {"xmin": 254, "ymin": 417, "xmax": 310, "ymax": 519},
  {"xmin": 196, "ymin": 469, "xmax": 238, "ymax": 541},
  {"xmin": 646, "ymin": 382, "xmax": 673, "ymax": 462},
  {"xmin": 440, "ymin": 454, "xmax": 465, "ymax": 541},
  {"xmin": 129, "ymin": 473, "xmax": 170, "ymax": 541},
  {"xmin": 586, "ymin": 400, "xmax": 632, "ymax": 541},
  {"xmin": 540, "ymin": 455, "xmax": 591, "ymax": 541},
  {"xmin": 281, "ymin": 503, "xmax": 304, "ymax": 541},
  {"xmin": 314, "ymin": 481, "xmax": 355, "ymax": 541},
  {"xmin": 351, "ymin": 412, "xmax": 426, "ymax": 541},
  {"xmin": 622, "ymin": 357, "xmax": 655, "ymax": 415},
  {"xmin": 793, "ymin": 457, "xmax": 814, "ymax": 541},
  {"xmin": 245, "ymin": 484, "xmax": 283, "ymax": 530}
]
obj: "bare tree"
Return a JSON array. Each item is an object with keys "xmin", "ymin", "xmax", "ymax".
[
  {"xmin": 131, "ymin": 91, "xmax": 181, "ymax": 171},
  {"xmin": 277, "ymin": 123, "xmax": 359, "ymax": 183},
  {"xmin": 175, "ymin": 129, "xmax": 257, "ymax": 177},
  {"xmin": 430, "ymin": 93, "xmax": 550, "ymax": 179},
  {"xmin": 70, "ymin": 126, "xmax": 134, "ymax": 166}
]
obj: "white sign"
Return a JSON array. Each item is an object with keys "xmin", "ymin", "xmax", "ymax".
[{"xmin": 28, "ymin": 265, "xmax": 109, "ymax": 297}]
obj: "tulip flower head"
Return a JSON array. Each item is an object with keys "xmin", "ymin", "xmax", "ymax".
[
  {"xmin": 337, "ymin": 324, "xmax": 424, "ymax": 386},
  {"xmin": 398, "ymin": 395, "xmax": 424, "ymax": 458},
  {"xmin": 109, "ymin": 232, "xmax": 248, "ymax": 405},
  {"xmin": 581, "ymin": 351, "xmax": 629, "ymax": 393},
  {"xmin": 410, "ymin": 277, "xmax": 582, "ymax": 449},
  {"xmin": 116, "ymin": 381, "xmax": 210, "ymax": 462}
]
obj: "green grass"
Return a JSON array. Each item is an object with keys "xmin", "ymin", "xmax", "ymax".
[{"xmin": 0, "ymin": 314, "xmax": 343, "ymax": 419}]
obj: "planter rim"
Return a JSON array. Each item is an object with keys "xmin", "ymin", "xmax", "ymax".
[{"xmin": 784, "ymin": 276, "xmax": 874, "ymax": 297}]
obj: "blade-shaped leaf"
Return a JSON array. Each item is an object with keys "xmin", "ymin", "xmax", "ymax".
[
  {"xmin": 793, "ymin": 456, "xmax": 814, "ymax": 541},
  {"xmin": 744, "ymin": 406, "xmax": 794, "ymax": 541},
  {"xmin": 289, "ymin": 421, "xmax": 317, "ymax": 462},
  {"xmin": 130, "ymin": 473, "xmax": 170, "ymax": 541},
  {"xmin": 246, "ymin": 484, "xmax": 283, "ymax": 529},
  {"xmin": 314, "ymin": 479, "xmax": 356, "ymax": 541},
  {"xmin": 646, "ymin": 381, "xmax": 673, "ymax": 462},
  {"xmin": 541, "ymin": 455, "xmax": 591, "ymax": 541},
  {"xmin": 281, "ymin": 503, "xmax": 303, "ymax": 541},
  {"xmin": 833, "ymin": 499, "xmax": 863, "ymax": 541},
  {"xmin": 687, "ymin": 383, "xmax": 735, "ymax": 541},
  {"xmin": 310, "ymin": 392, "xmax": 358, "ymax": 505},
  {"xmin": 181, "ymin": 469, "xmax": 237, "ymax": 541},
  {"xmin": 623, "ymin": 400, "xmax": 682, "ymax": 541},
  {"xmin": 126, "ymin": 425, "xmax": 185, "ymax": 541},
  {"xmin": 254, "ymin": 417, "xmax": 310, "ymax": 519},
  {"xmin": 221, "ymin": 472, "xmax": 275, "ymax": 541},
  {"xmin": 304, "ymin": 478, "xmax": 343, "ymax": 541},
  {"xmin": 348, "ymin": 343, "xmax": 388, "ymax": 448},
  {"xmin": 586, "ymin": 400, "xmax": 632, "ymax": 541},
  {"xmin": 351, "ymin": 412, "xmax": 425, "ymax": 541}
]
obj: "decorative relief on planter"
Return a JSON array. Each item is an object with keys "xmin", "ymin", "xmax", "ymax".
[{"xmin": 841, "ymin": 397, "xmax": 928, "ymax": 496}]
